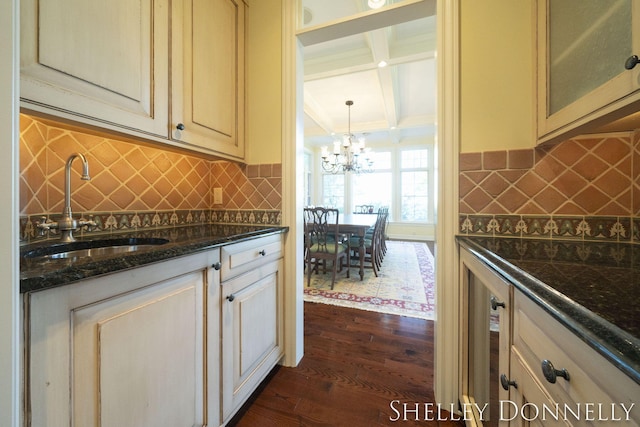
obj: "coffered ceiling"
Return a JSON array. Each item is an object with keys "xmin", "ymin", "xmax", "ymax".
[{"xmin": 299, "ymin": 0, "xmax": 437, "ymax": 148}]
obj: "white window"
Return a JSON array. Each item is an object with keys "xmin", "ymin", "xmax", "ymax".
[
  {"xmin": 319, "ymin": 146, "xmax": 433, "ymax": 223},
  {"xmin": 400, "ymin": 149, "xmax": 429, "ymax": 222}
]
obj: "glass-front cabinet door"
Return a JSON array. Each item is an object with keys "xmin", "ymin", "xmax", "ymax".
[
  {"xmin": 537, "ymin": 0, "xmax": 640, "ymax": 144},
  {"xmin": 460, "ymin": 246, "xmax": 513, "ymax": 427}
]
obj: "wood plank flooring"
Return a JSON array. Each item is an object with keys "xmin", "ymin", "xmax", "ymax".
[{"xmin": 228, "ymin": 302, "xmax": 464, "ymax": 427}]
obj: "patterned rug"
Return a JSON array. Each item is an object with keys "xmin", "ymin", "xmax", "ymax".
[{"xmin": 303, "ymin": 241, "xmax": 435, "ymax": 319}]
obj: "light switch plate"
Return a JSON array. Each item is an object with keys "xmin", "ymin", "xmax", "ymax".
[{"xmin": 214, "ymin": 187, "xmax": 223, "ymax": 204}]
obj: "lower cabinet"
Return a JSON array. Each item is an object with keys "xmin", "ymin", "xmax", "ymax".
[
  {"xmin": 460, "ymin": 245, "xmax": 513, "ymax": 426},
  {"xmin": 24, "ymin": 234, "xmax": 284, "ymax": 427},
  {"xmin": 26, "ymin": 251, "xmax": 217, "ymax": 427},
  {"xmin": 460, "ymin": 244, "xmax": 640, "ymax": 426},
  {"xmin": 219, "ymin": 234, "xmax": 284, "ymax": 424},
  {"xmin": 510, "ymin": 289, "xmax": 639, "ymax": 427}
]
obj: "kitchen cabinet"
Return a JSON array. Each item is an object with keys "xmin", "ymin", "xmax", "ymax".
[
  {"xmin": 536, "ymin": 0, "xmax": 640, "ymax": 145},
  {"xmin": 171, "ymin": 0, "xmax": 246, "ymax": 159},
  {"xmin": 20, "ymin": 0, "xmax": 170, "ymax": 138},
  {"xmin": 510, "ymin": 289, "xmax": 639, "ymax": 427},
  {"xmin": 460, "ymin": 245, "xmax": 513, "ymax": 426},
  {"xmin": 20, "ymin": 0, "xmax": 246, "ymax": 160},
  {"xmin": 25, "ymin": 250, "xmax": 218, "ymax": 427},
  {"xmin": 219, "ymin": 234, "xmax": 284, "ymax": 423},
  {"xmin": 459, "ymin": 243, "xmax": 640, "ymax": 426}
]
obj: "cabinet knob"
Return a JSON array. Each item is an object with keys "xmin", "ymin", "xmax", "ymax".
[
  {"xmin": 212, "ymin": 262, "xmax": 222, "ymax": 270},
  {"xmin": 226, "ymin": 294, "xmax": 235, "ymax": 302},
  {"xmin": 625, "ymin": 55, "xmax": 640, "ymax": 70},
  {"xmin": 541, "ymin": 359, "xmax": 570, "ymax": 383},
  {"xmin": 490, "ymin": 296, "xmax": 505, "ymax": 310},
  {"xmin": 176, "ymin": 123, "xmax": 185, "ymax": 131},
  {"xmin": 258, "ymin": 249, "xmax": 266, "ymax": 256},
  {"xmin": 500, "ymin": 374, "xmax": 517, "ymax": 390}
]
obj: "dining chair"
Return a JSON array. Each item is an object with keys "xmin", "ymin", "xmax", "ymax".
[
  {"xmin": 349, "ymin": 207, "xmax": 387, "ymax": 277},
  {"xmin": 304, "ymin": 207, "xmax": 350, "ymax": 289}
]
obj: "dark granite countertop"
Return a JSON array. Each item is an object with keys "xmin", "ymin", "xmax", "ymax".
[
  {"xmin": 457, "ymin": 235, "xmax": 640, "ymax": 386},
  {"xmin": 21, "ymin": 224, "xmax": 288, "ymax": 293}
]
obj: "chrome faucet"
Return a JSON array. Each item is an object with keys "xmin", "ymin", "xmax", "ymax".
[{"xmin": 38, "ymin": 153, "xmax": 97, "ymax": 242}]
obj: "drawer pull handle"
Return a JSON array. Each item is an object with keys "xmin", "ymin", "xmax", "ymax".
[
  {"xmin": 176, "ymin": 123, "xmax": 185, "ymax": 131},
  {"xmin": 541, "ymin": 359, "xmax": 570, "ymax": 383},
  {"xmin": 625, "ymin": 55, "xmax": 640, "ymax": 70},
  {"xmin": 258, "ymin": 249, "xmax": 266, "ymax": 256},
  {"xmin": 500, "ymin": 374, "xmax": 517, "ymax": 390},
  {"xmin": 226, "ymin": 294, "xmax": 235, "ymax": 302},
  {"xmin": 490, "ymin": 296, "xmax": 505, "ymax": 310},
  {"xmin": 212, "ymin": 262, "xmax": 222, "ymax": 270}
]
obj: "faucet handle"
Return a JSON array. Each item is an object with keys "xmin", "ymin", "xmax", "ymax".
[
  {"xmin": 79, "ymin": 214, "xmax": 97, "ymax": 232},
  {"xmin": 36, "ymin": 216, "xmax": 56, "ymax": 236}
]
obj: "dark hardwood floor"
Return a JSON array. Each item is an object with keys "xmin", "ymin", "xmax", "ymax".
[{"xmin": 228, "ymin": 302, "xmax": 463, "ymax": 427}]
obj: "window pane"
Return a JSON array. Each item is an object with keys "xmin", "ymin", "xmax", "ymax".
[
  {"xmin": 401, "ymin": 149, "xmax": 428, "ymax": 169},
  {"xmin": 401, "ymin": 171, "xmax": 428, "ymax": 221},
  {"xmin": 353, "ymin": 172, "xmax": 392, "ymax": 213},
  {"xmin": 371, "ymin": 151, "xmax": 391, "ymax": 170},
  {"xmin": 322, "ymin": 174, "xmax": 344, "ymax": 212}
]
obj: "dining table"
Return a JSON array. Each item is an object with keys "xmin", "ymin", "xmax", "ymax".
[{"xmin": 338, "ymin": 213, "xmax": 377, "ymax": 280}]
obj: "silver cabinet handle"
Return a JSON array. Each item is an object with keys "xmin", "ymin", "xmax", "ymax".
[
  {"xmin": 258, "ymin": 249, "xmax": 266, "ymax": 256},
  {"xmin": 212, "ymin": 262, "xmax": 222, "ymax": 270},
  {"xmin": 226, "ymin": 294, "xmax": 235, "ymax": 302},
  {"xmin": 541, "ymin": 359, "xmax": 569, "ymax": 383}
]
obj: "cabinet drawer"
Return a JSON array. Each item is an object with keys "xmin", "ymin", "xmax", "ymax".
[
  {"xmin": 513, "ymin": 291, "xmax": 639, "ymax": 425},
  {"xmin": 221, "ymin": 234, "xmax": 283, "ymax": 281}
]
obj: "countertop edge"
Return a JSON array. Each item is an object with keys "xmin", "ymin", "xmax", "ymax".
[
  {"xmin": 20, "ymin": 226, "xmax": 288, "ymax": 293},
  {"xmin": 457, "ymin": 236, "xmax": 640, "ymax": 386}
]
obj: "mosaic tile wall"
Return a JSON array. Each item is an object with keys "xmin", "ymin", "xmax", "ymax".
[
  {"xmin": 19, "ymin": 115, "xmax": 282, "ymax": 243},
  {"xmin": 459, "ymin": 133, "xmax": 640, "ymax": 241}
]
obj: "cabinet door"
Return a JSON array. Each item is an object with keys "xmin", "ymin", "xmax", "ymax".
[
  {"xmin": 220, "ymin": 260, "xmax": 283, "ymax": 422},
  {"xmin": 171, "ymin": 0, "xmax": 246, "ymax": 160},
  {"xmin": 537, "ymin": 0, "xmax": 640, "ymax": 143},
  {"xmin": 27, "ymin": 254, "xmax": 210, "ymax": 427},
  {"xmin": 460, "ymin": 247, "xmax": 512, "ymax": 426},
  {"xmin": 20, "ymin": 0, "xmax": 169, "ymax": 137}
]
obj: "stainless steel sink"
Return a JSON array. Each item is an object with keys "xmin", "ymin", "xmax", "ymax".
[{"xmin": 22, "ymin": 237, "xmax": 170, "ymax": 260}]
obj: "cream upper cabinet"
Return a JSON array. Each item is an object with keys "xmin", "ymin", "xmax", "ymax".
[
  {"xmin": 171, "ymin": 0, "xmax": 246, "ymax": 160},
  {"xmin": 20, "ymin": 0, "xmax": 247, "ymax": 160},
  {"xmin": 20, "ymin": 0, "xmax": 170, "ymax": 138},
  {"xmin": 537, "ymin": 0, "xmax": 640, "ymax": 144}
]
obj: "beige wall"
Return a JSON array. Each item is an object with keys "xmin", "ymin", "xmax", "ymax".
[
  {"xmin": 246, "ymin": 0, "xmax": 283, "ymax": 165},
  {"xmin": 460, "ymin": 1, "xmax": 534, "ymax": 153}
]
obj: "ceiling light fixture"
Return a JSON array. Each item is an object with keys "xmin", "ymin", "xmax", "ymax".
[
  {"xmin": 368, "ymin": 0, "xmax": 386, "ymax": 9},
  {"xmin": 321, "ymin": 100, "xmax": 374, "ymax": 174},
  {"xmin": 378, "ymin": 60, "xmax": 388, "ymax": 68}
]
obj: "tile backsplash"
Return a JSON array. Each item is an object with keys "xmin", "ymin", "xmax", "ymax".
[
  {"xmin": 460, "ymin": 132, "xmax": 640, "ymax": 242},
  {"xmin": 19, "ymin": 115, "xmax": 281, "ymax": 243}
]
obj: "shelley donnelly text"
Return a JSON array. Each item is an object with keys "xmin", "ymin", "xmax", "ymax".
[{"xmin": 388, "ymin": 400, "xmax": 636, "ymax": 422}]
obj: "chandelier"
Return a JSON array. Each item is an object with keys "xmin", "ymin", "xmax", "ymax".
[{"xmin": 321, "ymin": 100, "xmax": 374, "ymax": 174}]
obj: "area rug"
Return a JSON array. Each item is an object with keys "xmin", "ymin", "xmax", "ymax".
[{"xmin": 303, "ymin": 241, "xmax": 435, "ymax": 319}]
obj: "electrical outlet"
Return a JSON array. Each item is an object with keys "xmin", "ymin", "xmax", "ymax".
[{"xmin": 214, "ymin": 187, "xmax": 223, "ymax": 204}]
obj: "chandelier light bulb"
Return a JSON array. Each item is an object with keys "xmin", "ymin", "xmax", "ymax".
[{"xmin": 368, "ymin": 0, "xmax": 385, "ymax": 10}]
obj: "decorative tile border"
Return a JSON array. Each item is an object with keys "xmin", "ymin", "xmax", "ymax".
[
  {"xmin": 460, "ymin": 214, "xmax": 635, "ymax": 242},
  {"xmin": 20, "ymin": 209, "xmax": 281, "ymax": 244}
]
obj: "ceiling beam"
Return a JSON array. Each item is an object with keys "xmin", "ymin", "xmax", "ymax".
[
  {"xmin": 366, "ymin": 28, "xmax": 398, "ymax": 131},
  {"xmin": 297, "ymin": 0, "xmax": 435, "ymax": 47}
]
